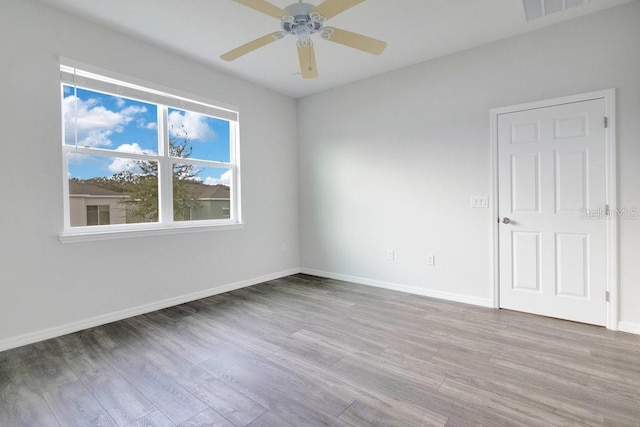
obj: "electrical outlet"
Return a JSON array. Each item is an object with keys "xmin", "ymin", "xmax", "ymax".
[
  {"xmin": 426, "ymin": 254, "xmax": 435, "ymax": 266},
  {"xmin": 386, "ymin": 250, "xmax": 395, "ymax": 261}
]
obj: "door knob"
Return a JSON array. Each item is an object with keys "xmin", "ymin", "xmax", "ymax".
[{"xmin": 501, "ymin": 217, "xmax": 511, "ymax": 224}]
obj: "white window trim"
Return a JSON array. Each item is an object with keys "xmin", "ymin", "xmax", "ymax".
[
  {"xmin": 59, "ymin": 60, "xmax": 243, "ymax": 244},
  {"xmin": 59, "ymin": 223, "xmax": 244, "ymax": 244}
]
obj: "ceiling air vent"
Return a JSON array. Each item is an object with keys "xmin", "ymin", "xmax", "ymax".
[{"xmin": 522, "ymin": 0, "xmax": 587, "ymax": 21}]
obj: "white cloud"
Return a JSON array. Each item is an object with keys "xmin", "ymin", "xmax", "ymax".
[
  {"xmin": 204, "ymin": 170, "xmax": 232, "ymax": 186},
  {"xmin": 67, "ymin": 152, "xmax": 88, "ymax": 164},
  {"xmin": 115, "ymin": 97, "xmax": 126, "ymax": 108},
  {"xmin": 168, "ymin": 110, "xmax": 216, "ymax": 141},
  {"xmin": 107, "ymin": 143, "xmax": 155, "ymax": 173},
  {"xmin": 120, "ymin": 105, "xmax": 147, "ymax": 116},
  {"xmin": 137, "ymin": 119, "xmax": 157, "ymax": 130},
  {"xmin": 63, "ymin": 95, "xmax": 147, "ymax": 147}
]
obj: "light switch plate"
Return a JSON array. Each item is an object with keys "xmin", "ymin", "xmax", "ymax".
[{"xmin": 470, "ymin": 196, "xmax": 489, "ymax": 208}]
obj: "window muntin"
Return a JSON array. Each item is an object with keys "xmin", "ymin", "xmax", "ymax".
[{"xmin": 61, "ymin": 66, "xmax": 240, "ymax": 236}]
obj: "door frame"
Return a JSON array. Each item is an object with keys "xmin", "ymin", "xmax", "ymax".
[{"xmin": 489, "ymin": 89, "xmax": 618, "ymax": 330}]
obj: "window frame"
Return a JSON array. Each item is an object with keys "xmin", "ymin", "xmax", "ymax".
[{"xmin": 59, "ymin": 62, "xmax": 242, "ymax": 243}]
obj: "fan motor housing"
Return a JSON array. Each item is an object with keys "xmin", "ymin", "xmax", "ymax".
[{"xmin": 281, "ymin": 2, "xmax": 324, "ymax": 42}]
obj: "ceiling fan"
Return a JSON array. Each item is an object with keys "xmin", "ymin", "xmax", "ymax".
[{"xmin": 221, "ymin": 0, "xmax": 387, "ymax": 79}]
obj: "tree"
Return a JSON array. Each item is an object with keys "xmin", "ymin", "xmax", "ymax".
[
  {"xmin": 112, "ymin": 125, "xmax": 201, "ymax": 222},
  {"xmin": 168, "ymin": 126, "xmax": 202, "ymax": 221}
]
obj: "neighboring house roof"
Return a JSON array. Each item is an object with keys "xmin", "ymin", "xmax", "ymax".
[
  {"xmin": 69, "ymin": 179, "xmax": 230, "ymax": 199},
  {"xmin": 68, "ymin": 180, "xmax": 128, "ymax": 197}
]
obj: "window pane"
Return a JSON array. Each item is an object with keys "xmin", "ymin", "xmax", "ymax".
[
  {"xmin": 68, "ymin": 153, "xmax": 159, "ymax": 227},
  {"xmin": 86, "ymin": 205, "xmax": 98, "ymax": 226},
  {"xmin": 168, "ymin": 108, "xmax": 230, "ymax": 162},
  {"xmin": 63, "ymin": 85, "xmax": 158, "ymax": 155},
  {"xmin": 86, "ymin": 205, "xmax": 111, "ymax": 225},
  {"xmin": 99, "ymin": 205, "xmax": 111, "ymax": 225},
  {"xmin": 173, "ymin": 165, "xmax": 231, "ymax": 221}
]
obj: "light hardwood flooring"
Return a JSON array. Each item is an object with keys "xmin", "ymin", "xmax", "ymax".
[{"xmin": 1, "ymin": 274, "xmax": 639, "ymax": 426}]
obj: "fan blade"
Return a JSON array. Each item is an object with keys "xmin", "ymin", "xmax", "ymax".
[
  {"xmin": 297, "ymin": 42, "xmax": 318, "ymax": 79},
  {"xmin": 321, "ymin": 27, "xmax": 386, "ymax": 55},
  {"xmin": 232, "ymin": 0, "xmax": 287, "ymax": 18},
  {"xmin": 221, "ymin": 32, "xmax": 285, "ymax": 61},
  {"xmin": 313, "ymin": 0, "xmax": 365, "ymax": 19}
]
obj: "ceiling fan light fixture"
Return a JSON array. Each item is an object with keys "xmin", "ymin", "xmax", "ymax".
[
  {"xmin": 309, "ymin": 11, "xmax": 327, "ymax": 23},
  {"xmin": 320, "ymin": 27, "xmax": 334, "ymax": 40}
]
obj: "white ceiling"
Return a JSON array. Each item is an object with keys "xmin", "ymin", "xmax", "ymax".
[{"xmin": 37, "ymin": 0, "xmax": 636, "ymax": 98}]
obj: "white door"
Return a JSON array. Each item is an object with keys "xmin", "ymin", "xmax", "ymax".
[{"xmin": 498, "ymin": 98, "xmax": 608, "ymax": 326}]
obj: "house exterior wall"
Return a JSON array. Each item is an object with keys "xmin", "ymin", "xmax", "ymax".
[
  {"xmin": 69, "ymin": 196, "xmax": 128, "ymax": 227},
  {"xmin": 188, "ymin": 200, "xmax": 231, "ymax": 221}
]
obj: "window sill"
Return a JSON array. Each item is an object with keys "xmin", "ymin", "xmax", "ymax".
[{"xmin": 59, "ymin": 222, "xmax": 244, "ymax": 244}]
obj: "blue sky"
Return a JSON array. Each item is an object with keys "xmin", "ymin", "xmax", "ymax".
[{"xmin": 63, "ymin": 85, "xmax": 231, "ymax": 185}]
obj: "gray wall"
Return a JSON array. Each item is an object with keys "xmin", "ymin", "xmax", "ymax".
[
  {"xmin": 298, "ymin": 2, "xmax": 640, "ymax": 328},
  {"xmin": 0, "ymin": 0, "xmax": 299, "ymax": 348}
]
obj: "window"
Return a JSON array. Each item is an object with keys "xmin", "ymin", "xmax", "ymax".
[
  {"xmin": 86, "ymin": 205, "xmax": 110, "ymax": 226},
  {"xmin": 60, "ymin": 64, "xmax": 240, "ymax": 240}
]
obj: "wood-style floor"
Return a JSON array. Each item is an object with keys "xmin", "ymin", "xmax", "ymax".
[{"xmin": 1, "ymin": 274, "xmax": 639, "ymax": 426}]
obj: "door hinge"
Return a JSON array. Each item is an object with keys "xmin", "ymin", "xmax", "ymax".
[
  {"xmin": 605, "ymin": 204, "xmax": 610, "ymax": 217},
  {"xmin": 606, "ymin": 291, "xmax": 610, "ymax": 302},
  {"xmin": 604, "ymin": 117, "xmax": 608, "ymax": 128}
]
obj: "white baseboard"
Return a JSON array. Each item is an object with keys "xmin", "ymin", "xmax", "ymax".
[
  {"xmin": 300, "ymin": 268, "xmax": 494, "ymax": 308},
  {"xmin": 618, "ymin": 321, "xmax": 640, "ymax": 335},
  {"xmin": 0, "ymin": 268, "xmax": 301, "ymax": 353},
  {"xmin": 4, "ymin": 266, "xmax": 629, "ymax": 352}
]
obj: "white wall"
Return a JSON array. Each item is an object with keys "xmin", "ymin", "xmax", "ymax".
[
  {"xmin": 298, "ymin": 2, "xmax": 640, "ymax": 327},
  {"xmin": 2, "ymin": 1, "xmax": 638, "ymax": 350},
  {"xmin": 0, "ymin": 0, "xmax": 299, "ymax": 349}
]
